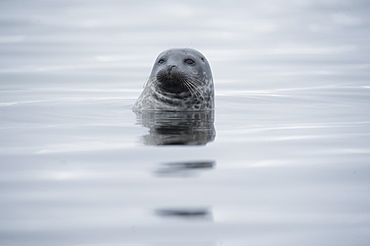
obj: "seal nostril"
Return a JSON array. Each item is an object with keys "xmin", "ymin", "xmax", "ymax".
[{"xmin": 168, "ymin": 65, "xmax": 177, "ymax": 73}]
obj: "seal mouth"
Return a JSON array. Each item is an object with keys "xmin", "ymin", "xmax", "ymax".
[{"xmin": 156, "ymin": 68, "xmax": 189, "ymax": 94}]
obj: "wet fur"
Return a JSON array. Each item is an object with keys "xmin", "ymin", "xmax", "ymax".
[{"xmin": 133, "ymin": 48, "xmax": 214, "ymax": 111}]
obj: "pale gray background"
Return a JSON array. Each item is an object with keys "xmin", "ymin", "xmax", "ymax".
[{"xmin": 1, "ymin": 0, "xmax": 370, "ymax": 245}]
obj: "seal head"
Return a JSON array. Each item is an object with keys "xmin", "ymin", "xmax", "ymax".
[{"xmin": 133, "ymin": 48, "xmax": 214, "ymax": 111}]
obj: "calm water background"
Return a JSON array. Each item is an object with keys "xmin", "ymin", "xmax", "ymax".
[{"xmin": 1, "ymin": 0, "xmax": 370, "ymax": 245}]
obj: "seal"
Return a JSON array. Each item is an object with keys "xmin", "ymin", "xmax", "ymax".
[{"xmin": 133, "ymin": 48, "xmax": 214, "ymax": 111}]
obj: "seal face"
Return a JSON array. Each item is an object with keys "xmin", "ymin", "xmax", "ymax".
[{"xmin": 133, "ymin": 48, "xmax": 214, "ymax": 111}]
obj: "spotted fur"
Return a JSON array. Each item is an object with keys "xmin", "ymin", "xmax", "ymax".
[{"xmin": 133, "ymin": 48, "xmax": 214, "ymax": 111}]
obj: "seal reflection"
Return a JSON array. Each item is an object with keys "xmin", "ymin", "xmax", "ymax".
[
  {"xmin": 155, "ymin": 208, "xmax": 212, "ymax": 221},
  {"xmin": 135, "ymin": 110, "xmax": 215, "ymax": 145},
  {"xmin": 155, "ymin": 160, "xmax": 215, "ymax": 177}
]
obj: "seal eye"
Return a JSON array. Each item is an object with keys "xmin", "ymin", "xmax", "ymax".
[
  {"xmin": 185, "ymin": 59, "xmax": 195, "ymax": 65},
  {"xmin": 158, "ymin": 59, "xmax": 165, "ymax": 64}
]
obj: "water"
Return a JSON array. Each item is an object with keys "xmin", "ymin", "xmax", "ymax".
[{"xmin": 1, "ymin": 1, "xmax": 370, "ymax": 245}]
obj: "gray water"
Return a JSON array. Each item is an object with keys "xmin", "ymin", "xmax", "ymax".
[{"xmin": 1, "ymin": 1, "xmax": 370, "ymax": 245}]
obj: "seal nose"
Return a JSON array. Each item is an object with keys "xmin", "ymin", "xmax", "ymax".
[
  {"xmin": 168, "ymin": 65, "xmax": 177, "ymax": 71},
  {"xmin": 167, "ymin": 65, "xmax": 177, "ymax": 76}
]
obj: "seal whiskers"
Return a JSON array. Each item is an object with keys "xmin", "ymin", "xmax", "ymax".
[
  {"xmin": 185, "ymin": 77, "xmax": 206, "ymax": 100},
  {"xmin": 133, "ymin": 48, "xmax": 214, "ymax": 111}
]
